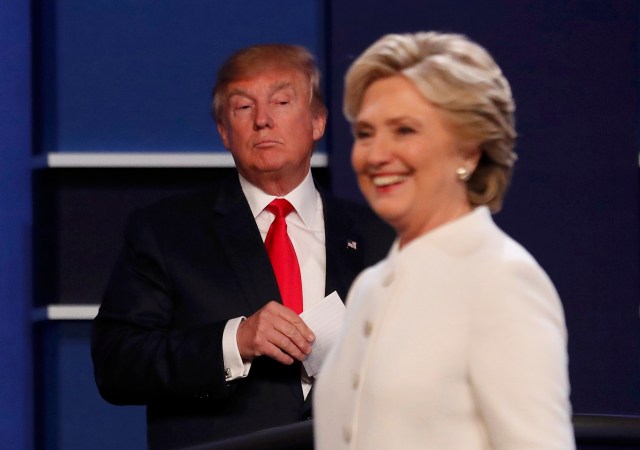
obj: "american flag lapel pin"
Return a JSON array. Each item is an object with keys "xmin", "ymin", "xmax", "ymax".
[{"xmin": 346, "ymin": 239, "xmax": 358, "ymax": 250}]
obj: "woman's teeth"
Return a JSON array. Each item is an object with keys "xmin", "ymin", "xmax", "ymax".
[{"xmin": 372, "ymin": 175, "xmax": 408, "ymax": 187}]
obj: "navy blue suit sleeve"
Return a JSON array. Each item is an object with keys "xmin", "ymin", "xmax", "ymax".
[{"xmin": 91, "ymin": 208, "xmax": 231, "ymax": 405}]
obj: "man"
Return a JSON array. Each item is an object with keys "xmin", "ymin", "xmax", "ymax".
[{"xmin": 91, "ymin": 44, "xmax": 394, "ymax": 449}]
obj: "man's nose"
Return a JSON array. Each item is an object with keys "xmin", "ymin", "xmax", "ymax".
[{"xmin": 254, "ymin": 104, "xmax": 273, "ymax": 129}]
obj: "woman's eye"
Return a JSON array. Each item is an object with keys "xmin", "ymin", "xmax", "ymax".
[
  {"xmin": 354, "ymin": 129, "xmax": 372, "ymax": 140},
  {"xmin": 397, "ymin": 126, "xmax": 415, "ymax": 135}
]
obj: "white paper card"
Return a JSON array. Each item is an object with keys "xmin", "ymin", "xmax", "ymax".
[{"xmin": 299, "ymin": 291, "xmax": 345, "ymax": 377}]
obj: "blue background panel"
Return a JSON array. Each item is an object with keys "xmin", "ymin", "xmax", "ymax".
[
  {"xmin": 37, "ymin": 0, "xmax": 324, "ymax": 153},
  {"xmin": 38, "ymin": 323, "xmax": 145, "ymax": 450},
  {"xmin": 0, "ymin": 0, "xmax": 33, "ymax": 448}
]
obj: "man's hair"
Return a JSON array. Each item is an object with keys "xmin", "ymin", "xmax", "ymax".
[
  {"xmin": 344, "ymin": 32, "xmax": 517, "ymax": 212},
  {"xmin": 212, "ymin": 44, "xmax": 326, "ymax": 123}
]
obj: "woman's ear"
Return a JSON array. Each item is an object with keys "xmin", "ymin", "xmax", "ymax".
[{"xmin": 459, "ymin": 143, "xmax": 481, "ymax": 173}]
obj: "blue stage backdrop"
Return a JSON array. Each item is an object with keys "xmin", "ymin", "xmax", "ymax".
[
  {"xmin": 0, "ymin": 0, "xmax": 33, "ymax": 449},
  {"xmin": 34, "ymin": 0, "xmax": 325, "ymax": 154}
]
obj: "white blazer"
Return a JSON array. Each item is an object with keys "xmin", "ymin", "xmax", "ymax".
[{"xmin": 314, "ymin": 207, "xmax": 574, "ymax": 450}]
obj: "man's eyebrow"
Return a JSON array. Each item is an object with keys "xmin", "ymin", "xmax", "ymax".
[
  {"xmin": 227, "ymin": 88, "xmax": 252, "ymax": 99},
  {"xmin": 226, "ymin": 80, "xmax": 297, "ymax": 101},
  {"xmin": 271, "ymin": 80, "xmax": 294, "ymax": 92}
]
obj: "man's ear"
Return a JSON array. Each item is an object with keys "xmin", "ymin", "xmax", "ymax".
[
  {"xmin": 217, "ymin": 121, "xmax": 230, "ymax": 150},
  {"xmin": 312, "ymin": 111, "xmax": 327, "ymax": 142}
]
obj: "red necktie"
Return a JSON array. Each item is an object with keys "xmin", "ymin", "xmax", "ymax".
[{"xmin": 265, "ymin": 199, "xmax": 303, "ymax": 314}]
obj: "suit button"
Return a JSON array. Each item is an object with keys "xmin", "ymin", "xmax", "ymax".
[
  {"xmin": 342, "ymin": 425, "xmax": 352, "ymax": 443},
  {"xmin": 363, "ymin": 321, "xmax": 373, "ymax": 337},
  {"xmin": 352, "ymin": 373, "xmax": 360, "ymax": 390}
]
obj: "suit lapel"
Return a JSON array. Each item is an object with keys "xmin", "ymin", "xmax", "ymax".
[
  {"xmin": 320, "ymin": 190, "xmax": 363, "ymax": 302},
  {"xmin": 206, "ymin": 178, "xmax": 369, "ymax": 406},
  {"xmin": 207, "ymin": 175, "xmax": 281, "ymax": 314},
  {"xmin": 211, "ymin": 177, "xmax": 306, "ymax": 403},
  {"xmin": 299, "ymin": 191, "xmax": 363, "ymax": 412}
]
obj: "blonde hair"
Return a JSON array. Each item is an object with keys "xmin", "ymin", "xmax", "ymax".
[
  {"xmin": 212, "ymin": 44, "xmax": 326, "ymax": 123},
  {"xmin": 344, "ymin": 32, "xmax": 517, "ymax": 212}
]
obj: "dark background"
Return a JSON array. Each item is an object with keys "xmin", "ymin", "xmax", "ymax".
[{"xmin": 326, "ymin": 0, "xmax": 640, "ymax": 417}]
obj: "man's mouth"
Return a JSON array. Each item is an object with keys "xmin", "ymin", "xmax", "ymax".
[{"xmin": 254, "ymin": 138, "xmax": 280, "ymax": 148}]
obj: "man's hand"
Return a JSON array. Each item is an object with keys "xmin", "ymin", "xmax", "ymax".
[{"xmin": 237, "ymin": 301, "xmax": 316, "ymax": 365}]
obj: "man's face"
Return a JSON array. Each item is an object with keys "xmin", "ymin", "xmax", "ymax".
[{"xmin": 217, "ymin": 68, "xmax": 326, "ymax": 195}]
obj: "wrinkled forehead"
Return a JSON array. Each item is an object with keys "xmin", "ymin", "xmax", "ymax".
[{"xmin": 224, "ymin": 67, "xmax": 311, "ymax": 99}]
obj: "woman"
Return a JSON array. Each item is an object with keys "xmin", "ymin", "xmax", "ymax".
[{"xmin": 314, "ymin": 32, "xmax": 574, "ymax": 449}]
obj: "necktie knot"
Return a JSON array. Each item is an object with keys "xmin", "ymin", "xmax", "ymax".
[{"xmin": 267, "ymin": 198, "xmax": 295, "ymax": 218}]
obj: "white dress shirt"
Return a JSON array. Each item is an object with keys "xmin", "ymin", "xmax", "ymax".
[{"xmin": 222, "ymin": 171, "xmax": 326, "ymax": 398}]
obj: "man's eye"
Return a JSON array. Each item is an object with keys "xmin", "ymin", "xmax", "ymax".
[{"xmin": 231, "ymin": 105, "xmax": 252, "ymax": 115}]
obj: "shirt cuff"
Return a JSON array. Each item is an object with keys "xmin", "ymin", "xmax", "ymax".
[{"xmin": 222, "ymin": 317, "xmax": 252, "ymax": 381}]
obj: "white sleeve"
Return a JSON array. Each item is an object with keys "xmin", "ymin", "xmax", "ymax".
[
  {"xmin": 469, "ymin": 258, "xmax": 575, "ymax": 450},
  {"xmin": 222, "ymin": 317, "xmax": 252, "ymax": 381}
]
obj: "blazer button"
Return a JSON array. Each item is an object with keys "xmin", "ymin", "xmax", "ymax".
[
  {"xmin": 363, "ymin": 320, "xmax": 373, "ymax": 337},
  {"xmin": 382, "ymin": 271, "xmax": 395, "ymax": 287},
  {"xmin": 352, "ymin": 373, "xmax": 360, "ymax": 390},
  {"xmin": 342, "ymin": 425, "xmax": 352, "ymax": 443}
]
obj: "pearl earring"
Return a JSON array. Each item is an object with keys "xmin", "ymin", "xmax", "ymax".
[{"xmin": 456, "ymin": 167, "xmax": 471, "ymax": 181}]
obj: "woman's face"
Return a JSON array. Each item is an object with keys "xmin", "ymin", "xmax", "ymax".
[{"xmin": 351, "ymin": 75, "xmax": 478, "ymax": 246}]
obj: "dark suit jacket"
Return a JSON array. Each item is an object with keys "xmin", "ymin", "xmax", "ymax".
[{"xmin": 91, "ymin": 173, "xmax": 394, "ymax": 449}]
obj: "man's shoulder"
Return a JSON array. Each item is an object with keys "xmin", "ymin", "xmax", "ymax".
[
  {"xmin": 136, "ymin": 175, "xmax": 239, "ymax": 217},
  {"xmin": 134, "ymin": 189, "xmax": 213, "ymax": 219},
  {"xmin": 125, "ymin": 175, "xmax": 242, "ymax": 233},
  {"xmin": 321, "ymin": 192, "xmax": 384, "ymax": 224},
  {"xmin": 320, "ymin": 191, "xmax": 395, "ymax": 247}
]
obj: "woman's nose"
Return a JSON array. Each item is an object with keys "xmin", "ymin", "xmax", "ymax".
[{"xmin": 366, "ymin": 134, "xmax": 392, "ymax": 165}]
